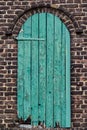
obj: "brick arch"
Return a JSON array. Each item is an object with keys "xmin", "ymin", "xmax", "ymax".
[{"xmin": 5, "ymin": 4, "xmax": 83, "ymax": 36}]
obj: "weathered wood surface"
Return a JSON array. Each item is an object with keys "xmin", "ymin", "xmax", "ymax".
[
  {"xmin": 38, "ymin": 13, "xmax": 46, "ymax": 124},
  {"xmin": 17, "ymin": 12, "xmax": 70, "ymax": 128}
]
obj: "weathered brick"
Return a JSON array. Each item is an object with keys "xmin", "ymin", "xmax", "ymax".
[
  {"xmin": 74, "ymin": 0, "xmax": 81, "ymax": 3},
  {"xmin": 67, "ymin": 0, "xmax": 74, "ymax": 3},
  {"xmin": 5, "ymin": 109, "xmax": 16, "ymax": 114},
  {"xmin": 82, "ymin": 0, "xmax": 87, "ymax": 3},
  {"xmin": 0, "ymin": 79, "xmax": 6, "ymax": 83},
  {"xmin": 73, "ymin": 123, "xmax": 80, "ymax": 127}
]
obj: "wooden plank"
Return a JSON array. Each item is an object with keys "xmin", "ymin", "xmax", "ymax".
[
  {"xmin": 38, "ymin": 13, "xmax": 46, "ymax": 124},
  {"xmin": 46, "ymin": 13, "xmax": 54, "ymax": 127},
  {"xmin": 31, "ymin": 14, "xmax": 38, "ymax": 126},
  {"xmin": 65, "ymin": 28, "xmax": 71, "ymax": 127},
  {"xmin": 61, "ymin": 24, "xmax": 66, "ymax": 127},
  {"xmin": 17, "ymin": 31, "xmax": 24, "ymax": 119},
  {"xmin": 23, "ymin": 17, "xmax": 32, "ymax": 120},
  {"xmin": 53, "ymin": 16, "xmax": 62, "ymax": 127},
  {"xmin": 23, "ymin": 42, "xmax": 31, "ymax": 120}
]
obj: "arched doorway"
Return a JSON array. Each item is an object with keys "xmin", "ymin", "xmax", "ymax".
[{"xmin": 17, "ymin": 12, "xmax": 71, "ymax": 128}]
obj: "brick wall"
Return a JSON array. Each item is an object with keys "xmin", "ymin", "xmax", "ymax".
[{"xmin": 0, "ymin": 0, "xmax": 87, "ymax": 129}]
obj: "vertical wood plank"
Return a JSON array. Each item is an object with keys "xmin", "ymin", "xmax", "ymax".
[
  {"xmin": 46, "ymin": 13, "xmax": 54, "ymax": 127},
  {"xmin": 38, "ymin": 13, "xmax": 46, "ymax": 124},
  {"xmin": 17, "ymin": 27, "xmax": 24, "ymax": 119},
  {"xmin": 53, "ymin": 16, "xmax": 62, "ymax": 127},
  {"xmin": 31, "ymin": 14, "xmax": 39, "ymax": 126},
  {"xmin": 66, "ymin": 28, "xmax": 71, "ymax": 127},
  {"xmin": 23, "ymin": 17, "xmax": 32, "ymax": 120},
  {"xmin": 61, "ymin": 24, "xmax": 66, "ymax": 127},
  {"xmin": 23, "ymin": 42, "xmax": 31, "ymax": 120}
]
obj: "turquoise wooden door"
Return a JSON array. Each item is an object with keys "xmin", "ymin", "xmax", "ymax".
[{"xmin": 17, "ymin": 13, "xmax": 70, "ymax": 128}]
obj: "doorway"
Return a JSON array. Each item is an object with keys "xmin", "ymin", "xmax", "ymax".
[{"xmin": 17, "ymin": 12, "xmax": 70, "ymax": 128}]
